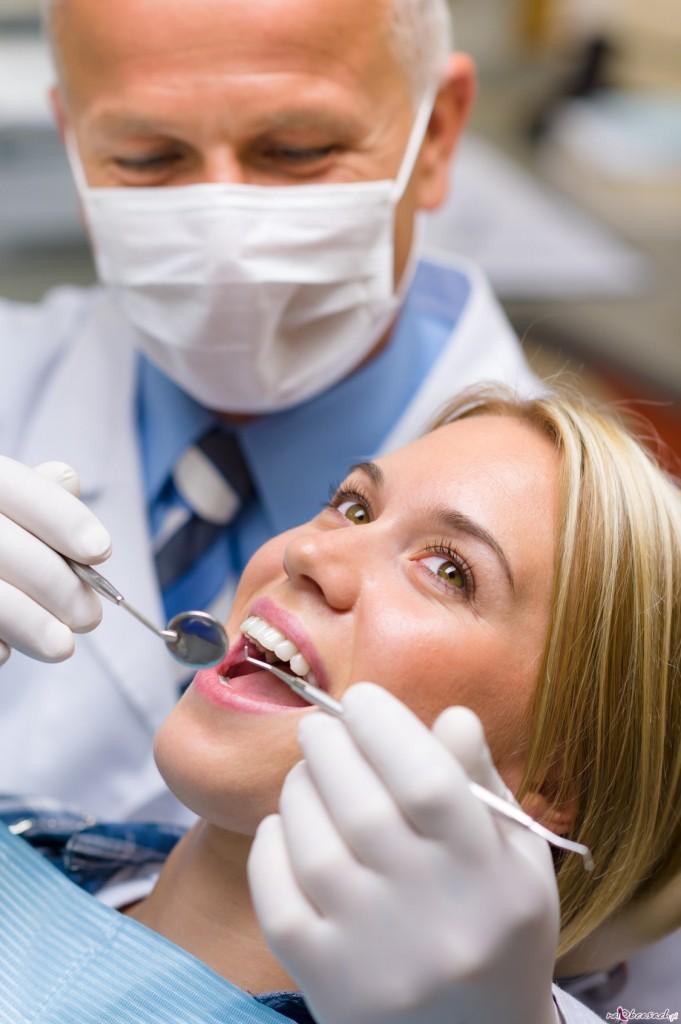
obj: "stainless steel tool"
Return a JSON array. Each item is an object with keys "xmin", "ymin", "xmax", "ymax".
[
  {"xmin": 66, "ymin": 559, "xmax": 229, "ymax": 667},
  {"xmin": 244, "ymin": 655, "xmax": 594, "ymax": 871}
]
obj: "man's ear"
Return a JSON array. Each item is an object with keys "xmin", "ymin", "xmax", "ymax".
[
  {"xmin": 414, "ymin": 52, "xmax": 476, "ymax": 212},
  {"xmin": 49, "ymin": 85, "xmax": 68, "ymax": 141},
  {"xmin": 521, "ymin": 788, "xmax": 579, "ymax": 838}
]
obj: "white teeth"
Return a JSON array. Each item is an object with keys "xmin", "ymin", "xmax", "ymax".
[
  {"xmin": 246, "ymin": 619, "xmax": 269, "ymax": 642},
  {"xmin": 274, "ymin": 639, "xmax": 297, "ymax": 662},
  {"xmin": 260, "ymin": 626, "xmax": 287, "ymax": 651},
  {"xmin": 290, "ymin": 653, "xmax": 310, "ymax": 678},
  {"xmin": 241, "ymin": 614, "xmax": 314, "ymax": 680}
]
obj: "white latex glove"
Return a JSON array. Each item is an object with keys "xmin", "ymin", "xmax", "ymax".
[
  {"xmin": 0, "ymin": 457, "xmax": 110, "ymax": 665},
  {"xmin": 249, "ymin": 684, "xmax": 560, "ymax": 1024}
]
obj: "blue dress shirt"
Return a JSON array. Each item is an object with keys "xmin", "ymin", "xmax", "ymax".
[{"xmin": 137, "ymin": 259, "xmax": 472, "ymax": 601}]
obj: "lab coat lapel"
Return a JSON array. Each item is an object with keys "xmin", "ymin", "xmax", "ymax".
[{"xmin": 18, "ymin": 292, "xmax": 178, "ymax": 731}]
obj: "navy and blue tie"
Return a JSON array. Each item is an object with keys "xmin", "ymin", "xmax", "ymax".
[{"xmin": 154, "ymin": 426, "xmax": 254, "ymax": 623}]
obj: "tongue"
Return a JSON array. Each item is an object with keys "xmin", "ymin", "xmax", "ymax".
[{"xmin": 226, "ymin": 668, "xmax": 310, "ymax": 708}]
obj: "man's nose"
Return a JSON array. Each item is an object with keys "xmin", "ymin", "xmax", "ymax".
[
  {"xmin": 197, "ymin": 148, "xmax": 247, "ymax": 184},
  {"xmin": 282, "ymin": 530, "xmax": 364, "ymax": 612}
]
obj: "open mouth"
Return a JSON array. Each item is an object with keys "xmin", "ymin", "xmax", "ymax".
[{"xmin": 216, "ymin": 613, "xmax": 324, "ymax": 709}]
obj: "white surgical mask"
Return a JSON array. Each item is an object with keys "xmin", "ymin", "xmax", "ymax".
[{"xmin": 68, "ymin": 94, "xmax": 434, "ymax": 413}]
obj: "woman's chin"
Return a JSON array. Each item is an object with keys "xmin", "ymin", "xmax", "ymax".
[{"xmin": 153, "ymin": 700, "xmax": 296, "ymax": 834}]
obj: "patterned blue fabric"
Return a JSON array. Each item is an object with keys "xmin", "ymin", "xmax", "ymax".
[
  {"xmin": 0, "ymin": 796, "xmax": 185, "ymax": 894},
  {"xmin": 137, "ymin": 258, "xmax": 471, "ymax": 614},
  {"xmin": 155, "ymin": 426, "xmax": 255, "ymax": 619},
  {"xmin": 0, "ymin": 798, "xmax": 315, "ymax": 1023},
  {"xmin": 0, "ymin": 799, "xmax": 601, "ymax": 1023},
  {"xmin": 0, "ymin": 822, "xmax": 296, "ymax": 1024}
]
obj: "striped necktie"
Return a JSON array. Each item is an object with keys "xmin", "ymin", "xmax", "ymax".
[{"xmin": 154, "ymin": 427, "xmax": 254, "ymax": 621}]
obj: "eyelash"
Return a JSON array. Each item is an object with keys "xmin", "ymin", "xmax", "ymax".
[
  {"xmin": 325, "ymin": 484, "xmax": 475, "ymax": 598},
  {"xmin": 325, "ymin": 481, "xmax": 372, "ymax": 512}
]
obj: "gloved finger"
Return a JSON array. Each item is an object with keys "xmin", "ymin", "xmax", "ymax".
[
  {"xmin": 341, "ymin": 682, "xmax": 499, "ymax": 853},
  {"xmin": 433, "ymin": 705, "xmax": 517, "ymax": 804},
  {"xmin": 34, "ymin": 461, "xmax": 81, "ymax": 497},
  {"xmin": 0, "ymin": 639, "xmax": 10, "ymax": 666},
  {"xmin": 248, "ymin": 812, "xmax": 321, "ymax": 963},
  {"xmin": 434, "ymin": 707, "xmax": 556, "ymax": 872},
  {"xmin": 279, "ymin": 760, "xmax": 371, "ymax": 915},
  {"xmin": 0, "ymin": 579, "xmax": 74, "ymax": 662},
  {"xmin": 297, "ymin": 713, "xmax": 418, "ymax": 871},
  {"xmin": 0, "ymin": 455, "xmax": 110, "ymax": 564},
  {"xmin": 0, "ymin": 512, "xmax": 102, "ymax": 632}
]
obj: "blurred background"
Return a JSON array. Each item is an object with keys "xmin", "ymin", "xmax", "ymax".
[{"xmin": 1, "ymin": 0, "xmax": 680, "ymax": 459}]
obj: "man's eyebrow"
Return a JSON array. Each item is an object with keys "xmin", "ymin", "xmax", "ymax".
[
  {"xmin": 91, "ymin": 108, "xmax": 361, "ymax": 138},
  {"xmin": 434, "ymin": 508, "xmax": 515, "ymax": 592}
]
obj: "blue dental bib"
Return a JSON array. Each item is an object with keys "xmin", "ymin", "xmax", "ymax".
[{"xmin": 0, "ymin": 824, "xmax": 290, "ymax": 1024}]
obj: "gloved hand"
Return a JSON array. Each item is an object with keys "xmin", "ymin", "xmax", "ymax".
[
  {"xmin": 0, "ymin": 457, "xmax": 111, "ymax": 665},
  {"xmin": 249, "ymin": 684, "xmax": 560, "ymax": 1024}
]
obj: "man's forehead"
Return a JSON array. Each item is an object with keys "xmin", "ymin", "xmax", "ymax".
[{"xmin": 52, "ymin": 0, "xmax": 404, "ymax": 95}]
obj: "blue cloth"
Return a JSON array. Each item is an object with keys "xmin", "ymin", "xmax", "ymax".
[
  {"xmin": 0, "ymin": 800, "xmax": 602, "ymax": 1024},
  {"xmin": 0, "ymin": 798, "xmax": 315, "ymax": 1023},
  {"xmin": 0, "ymin": 821, "xmax": 298, "ymax": 1024},
  {"xmin": 0, "ymin": 796, "xmax": 185, "ymax": 894},
  {"xmin": 137, "ymin": 259, "xmax": 471, "ymax": 611}
]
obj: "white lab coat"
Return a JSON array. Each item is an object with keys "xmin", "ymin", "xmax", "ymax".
[{"xmin": 0, "ymin": 254, "xmax": 537, "ymax": 823}]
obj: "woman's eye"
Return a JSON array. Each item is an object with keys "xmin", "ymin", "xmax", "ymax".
[
  {"xmin": 336, "ymin": 500, "xmax": 370, "ymax": 525},
  {"xmin": 421, "ymin": 555, "xmax": 466, "ymax": 590}
]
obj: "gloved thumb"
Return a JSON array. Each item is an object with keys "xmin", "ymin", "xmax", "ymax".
[
  {"xmin": 433, "ymin": 705, "xmax": 517, "ymax": 804},
  {"xmin": 34, "ymin": 461, "xmax": 81, "ymax": 498}
]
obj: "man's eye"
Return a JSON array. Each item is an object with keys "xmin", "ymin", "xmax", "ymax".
[
  {"xmin": 336, "ymin": 500, "xmax": 370, "ymax": 525},
  {"xmin": 114, "ymin": 154, "xmax": 178, "ymax": 170},
  {"xmin": 263, "ymin": 145, "xmax": 338, "ymax": 164}
]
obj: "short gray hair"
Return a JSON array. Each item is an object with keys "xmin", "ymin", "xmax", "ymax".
[
  {"xmin": 42, "ymin": 0, "xmax": 454, "ymax": 99},
  {"xmin": 387, "ymin": 0, "xmax": 454, "ymax": 100}
]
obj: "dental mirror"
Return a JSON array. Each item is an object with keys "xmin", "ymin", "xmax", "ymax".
[{"xmin": 64, "ymin": 559, "xmax": 229, "ymax": 667}]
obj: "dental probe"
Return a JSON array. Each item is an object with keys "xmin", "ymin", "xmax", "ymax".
[
  {"xmin": 246, "ymin": 654, "xmax": 595, "ymax": 872},
  {"xmin": 244, "ymin": 655, "xmax": 345, "ymax": 718},
  {"xmin": 65, "ymin": 558, "xmax": 229, "ymax": 667}
]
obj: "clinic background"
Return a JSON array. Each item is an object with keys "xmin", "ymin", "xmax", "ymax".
[{"xmin": 1, "ymin": 0, "xmax": 680, "ymax": 458}]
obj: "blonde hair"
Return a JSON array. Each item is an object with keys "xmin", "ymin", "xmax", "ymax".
[{"xmin": 433, "ymin": 384, "xmax": 681, "ymax": 956}]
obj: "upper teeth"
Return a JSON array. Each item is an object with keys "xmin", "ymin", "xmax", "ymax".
[{"xmin": 240, "ymin": 615, "xmax": 312, "ymax": 680}]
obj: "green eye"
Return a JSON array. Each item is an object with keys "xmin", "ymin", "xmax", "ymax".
[
  {"xmin": 338, "ymin": 501, "xmax": 369, "ymax": 525},
  {"xmin": 422, "ymin": 554, "xmax": 467, "ymax": 591},
  {"xmin": 438, "ymin": 561, "xmax": 465, "ymax": 589}
]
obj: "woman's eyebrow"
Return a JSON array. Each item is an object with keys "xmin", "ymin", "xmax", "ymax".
[
  {"xmin": 349, "ymin": 461, "xmax": 515, "ymax": 591},
  {"xmin": 435, "ymin": 508, "xmax": 515, "ymax": 592},
  {"xmin": 349, "ymin": 461, "xmax": 385, "ymax": 486}
]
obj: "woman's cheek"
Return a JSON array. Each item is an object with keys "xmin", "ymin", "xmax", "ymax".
[{"xmin": 235, "ymin": 532, "xmax": 293, "ymax": 598}]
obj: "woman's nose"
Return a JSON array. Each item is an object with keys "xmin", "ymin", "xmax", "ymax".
[{"xmin": 282, "ymin": 530, "xmax": 363, "ymax": 612}]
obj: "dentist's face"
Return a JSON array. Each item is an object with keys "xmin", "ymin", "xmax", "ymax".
[
  {"xmin": 155, "ymin": 414, "xmax": 561, "ymax": 833},
  {"xmin": 49, "ymin": 0, "xmax": 474, "ymax": 287}
]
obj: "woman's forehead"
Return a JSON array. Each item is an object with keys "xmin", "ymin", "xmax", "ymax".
[{"xmin": 379, "ymin": 414, "xmax": 559, "ymax": 491}]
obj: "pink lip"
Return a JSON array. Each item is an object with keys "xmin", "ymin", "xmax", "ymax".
[
  {"xmin": 246, "ymin": 595, "xmax": 330, "ymax": 692},
  {"xmin": 193, "ymin": 667, "xmax": 310, "ymax": 716}
]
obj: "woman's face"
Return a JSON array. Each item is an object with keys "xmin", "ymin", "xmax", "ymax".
[{"xmin": 155, "ymin": 414, "xmax": 560, "ymax": 833}]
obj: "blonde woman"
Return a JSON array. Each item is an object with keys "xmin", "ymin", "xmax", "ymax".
[{"xmin": 4, "ymin": 386, "xmax": 680, "ymax": 1024}]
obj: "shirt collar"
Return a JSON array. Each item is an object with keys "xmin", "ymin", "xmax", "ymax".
[
  {"xmin": 234, "ymin": 259, "xmax": 466, "ymax": 537},
  {"xmin": 137, "ymin": 257, "xmax": 470, "ymax": 533}
]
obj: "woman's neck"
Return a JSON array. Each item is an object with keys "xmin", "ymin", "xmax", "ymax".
[{"xmin": 126, "ymin": 820, "xmax": 295, "ymax": 995}]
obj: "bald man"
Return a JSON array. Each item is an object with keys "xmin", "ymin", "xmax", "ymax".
[{"xmin": 0, "ymin": 0, "xmax": 536, "ymax": 821}]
